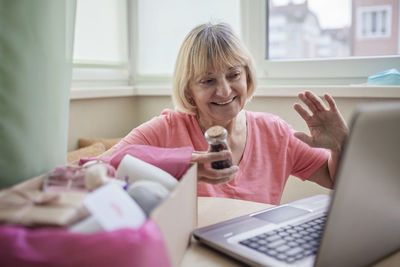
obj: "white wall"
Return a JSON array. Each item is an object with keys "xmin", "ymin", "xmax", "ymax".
[{"xmin": 68, "ymin": 96, "xmax": 138, "ymax": 151}]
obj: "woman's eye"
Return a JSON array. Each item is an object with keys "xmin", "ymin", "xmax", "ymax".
[
  {"xmin": 229, "ymin": 72, "xmax": 240, "ymax": 80},
  {"xmin": 201, "ymin": 79, "xmax": 214, "ymax": 84}
]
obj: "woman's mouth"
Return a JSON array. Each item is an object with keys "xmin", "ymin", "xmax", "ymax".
[{"xmin": 211, "ymin": 96, "xmax": 236, "ymax": 106}]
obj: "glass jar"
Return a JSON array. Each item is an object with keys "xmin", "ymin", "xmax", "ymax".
[{"xmin": 204, "ymin": 126, "xmax": 232, "ymax": 169}]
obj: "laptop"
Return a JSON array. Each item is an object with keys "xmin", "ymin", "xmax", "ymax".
[{"xmin": 193, "ymin": 102, "xmax": 400, "ymax": 267}]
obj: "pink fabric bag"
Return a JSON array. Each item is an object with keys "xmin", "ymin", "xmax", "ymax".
[
  {"xmin": 0, "ymin": 220, "xmax": 170, "ymax": 267},
  {"xmin": 79, "ymin": 145, "xmax": 194, "ymax": 180}
]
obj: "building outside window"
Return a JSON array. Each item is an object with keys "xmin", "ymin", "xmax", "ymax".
[
  {"xmin": 268, "ymin": 0, "xmax": 399, "ymax": 59},
  {"xmin": 353, "ymin": 0, "xmax": 398, "ymax": 56}
]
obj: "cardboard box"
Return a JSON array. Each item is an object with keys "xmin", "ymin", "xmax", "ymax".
[
  {"xmin": 0, "ymin": 163, "xmax": 198, "ymax": 267},
  {"xmin": 150, "ymin": 163, "xmax": 198, "ymax": 267}
]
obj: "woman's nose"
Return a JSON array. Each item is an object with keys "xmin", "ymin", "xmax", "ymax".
[{"xmin": 215, "ymin": 78, "xmax": 231, "ymax": 97}]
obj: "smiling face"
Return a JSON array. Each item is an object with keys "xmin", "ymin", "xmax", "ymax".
[{"xmin": 189, "ymin": 65, "xmax": 247, "ymax": 129}]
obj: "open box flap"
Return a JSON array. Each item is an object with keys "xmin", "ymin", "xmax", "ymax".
[{"xmin": 151, "ymin": 163, "xmax": 197, "ymax": 267}]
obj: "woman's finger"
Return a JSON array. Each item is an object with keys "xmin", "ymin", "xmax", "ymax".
[
  {"xmin": 198, "ymin": 164, "xmax": 238, "ymax": 178},
  {"xmin": 305, "ymin": 91, "xmax": 327, "ymax": 111},
  {"xmin": 191, "ymin": 150, "xmax": 232, "ymax": 164},
  {"xmin": 324, "ymin": 93, "xmax": 338, "ymax": 112},
  {"xmin": 198, "ymin": 165, "xmax": 238, "ymax": 184},
  {"xmin": 298, "ymin": 92, "xmax": 318, "ymax": 113},
  {"xmin": 293, "ymin": 103, "xmax": 312, "ymax": 121}
]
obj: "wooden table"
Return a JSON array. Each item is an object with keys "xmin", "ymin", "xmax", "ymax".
[{"xmin": 180, "ymin": 197, "xmax": 400, "ymax": 267}]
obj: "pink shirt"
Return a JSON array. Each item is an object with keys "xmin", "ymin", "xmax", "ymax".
[{"xmin": 116, "ymin": 109, "xmax": 329, "ymax": 204}]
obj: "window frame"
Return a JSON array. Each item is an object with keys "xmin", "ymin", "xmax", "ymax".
[
  {"xmin": 127, "ymin": 0, "xmax": 173, "ymax": 84},
  {"xmin": 72, "ymin": 0, "xmax": 400, "ymax": 89},
  {"xmin": 244, "ymin": 0, "xmax": 400, "ymax": 86},
  {"xmin": 72, "ymin": 0, "xmax": 131, "ymax": 87},
  {"xmin": 128, "ymin": 0, "xmax": 243, "ymax": 84}
]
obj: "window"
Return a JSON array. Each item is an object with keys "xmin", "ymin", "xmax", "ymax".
[
  {"xmin": 357, "ymin": 6, "xmax": 391, "ymax": 39},
  {"xmin": 253, "ymin": 0, "xmax": 400, "ymax": 84},
  {"xmin": 135, "ymin": 0, "xmax": 241, "ymax": 78},
  {"xmin": 73, "ymin": 0, "xmax": 129, "ymax": 84},
  {"xmin": 72, "ymin": 0, "xmax": 400, "ymax": 88}
]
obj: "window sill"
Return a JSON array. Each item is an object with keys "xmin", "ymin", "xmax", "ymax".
[
  {"xmin": 70, "ymin": 84, "xmax": 400, "ymax": 100},
  {"xmin": 70, "ymin": 86, "xmax": 134, "ymax": 99},
  {"xmin": 70, "ymin": 84, "xmax": 171, "ymax": 100},
  {"xmin": 255, "ymin": 85, "xmax": 400, "ymax": 98}
]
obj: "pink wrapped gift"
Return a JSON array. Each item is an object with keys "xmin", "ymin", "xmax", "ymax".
[
  {"xmin": 79, "ymin": 145, "xmax": 193, "ymax": 180},
  {"xmin": 0, "ymin": 220, "xmax": 170, "ymax": 267}
]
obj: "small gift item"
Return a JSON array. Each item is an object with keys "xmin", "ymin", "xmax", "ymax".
[
  {"xmin": 126, "ymin": 180, "xmax": 170, "ymax": 216},
  {"xmin": 43, "ymin": 165, "xmax": 88, "ymax": 192},
  {"xmin": 85, "ymin": 164, "xmax": 110, "ymax": 191},
  {"xmin": 83, "ymin": 183, "xmax": 146, "ymax": 231},
  {"xmin": 43, "ymin": 161, "xmax": 117, "ymax": 192},
  {"xmin": 204, "ymin": 126, "xmax": 232, "ymax": 169},
  {"xmin": 116, "ymin": 155, "xmax": 179, "ymax": 191},
  {"xmin": 84, "ymin": 164, "xmax": 125, "ymax": 191},
  {"xmin": 0, "ymin": 187, "xmax": 87, "ymax": 227}
]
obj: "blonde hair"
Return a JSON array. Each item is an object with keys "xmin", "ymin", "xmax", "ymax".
[{"xmin": 172, "ymin": 22, "xmax": 257, "ymax": 114}]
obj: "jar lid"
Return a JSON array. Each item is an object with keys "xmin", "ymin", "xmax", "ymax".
[{"xmin": 204, "ymin": 126, "xmax": 227, "ymax": 142}]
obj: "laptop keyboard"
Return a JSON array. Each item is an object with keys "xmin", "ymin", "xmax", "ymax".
[{"xmin": 239, "ymin": 214, "xmax": 327, "ymax": 264}]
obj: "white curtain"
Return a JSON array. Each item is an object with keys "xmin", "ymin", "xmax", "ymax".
[{"xmin": 0, "ymin": 0, "xmax": 76, "ymax": 188}]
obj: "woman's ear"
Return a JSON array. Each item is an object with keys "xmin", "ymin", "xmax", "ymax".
[{"xmin": 184, "ymin": 88, "xmax": 195, "ymax": 106}]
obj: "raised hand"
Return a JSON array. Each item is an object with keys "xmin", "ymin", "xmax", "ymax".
[
  {"xmin": 191, "ymin": 150, "xmax": 239, "ymax": 184},
  {"xmin": 293, "ymin": 91, "xmax": 349, "ymax": 152}
]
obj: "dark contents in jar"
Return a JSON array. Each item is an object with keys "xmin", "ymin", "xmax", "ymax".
[{"xmin": 210, "ymin": 143, "xmax": 232, "ymax": 169}]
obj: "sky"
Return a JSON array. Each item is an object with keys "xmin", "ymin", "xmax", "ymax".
[{"xmin": 272, "ymin": 0, "xmax": 352, "ymax": 29}]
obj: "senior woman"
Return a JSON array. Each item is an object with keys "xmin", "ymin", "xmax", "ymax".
[{"xmin": 109, "ymin": 22, "xmax": 348, "ymax": 205}]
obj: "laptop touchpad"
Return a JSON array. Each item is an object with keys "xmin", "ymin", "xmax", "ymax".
[{"xmin": 252, "ymin": 206, "xmax": 310, "ymax": 224}]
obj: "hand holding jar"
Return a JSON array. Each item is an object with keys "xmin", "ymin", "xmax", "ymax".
[{"xmin": 190, "ymin": 126, "xmax": 238, "ymax": 185}]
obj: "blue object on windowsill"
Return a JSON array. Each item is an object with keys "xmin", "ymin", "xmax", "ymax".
[{"xmin": 367, "ymin": 68, "xmax": 400, "ymax": 85}]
